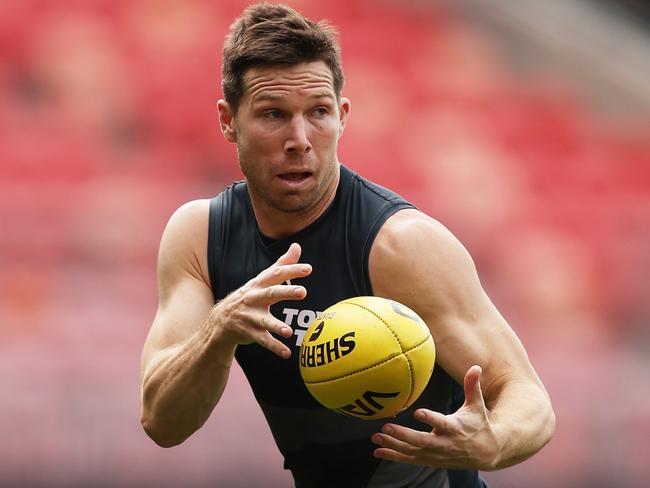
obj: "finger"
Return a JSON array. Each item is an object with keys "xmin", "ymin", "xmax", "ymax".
[
  {"xmin": 414, "ymin": 409, "xmax": 460, "ymax": 435},
  {"xmin": 258, "ymin": 263, "xmax": 312, "ymax": 287},
  {"xmin": 275, "ymin": 242, "xmax": 301, "ymax": 266},
  {"xmin": 373, "ymin": 424, "xmax": 433, "ymax": 451},
  {"xmin": 258, "ymin": 313, "xmax": 294, "ymax": 339},
  {"xmin": 255, "ymin": 316, "xmax": 293, "ymax": 358},
  {"xmin": 463, "ymin": 364, "xmax": 485, "ymax": 407},
  {"xmin": 257, "ymin": 333, "xmax": 292, "ymax": 359},
  {"xmin": 371, "ymin": 432, "xmax": 421, "ymax": 457},
  {"xmin": 255, "ymin": 284, "xmax": 307, "ymax": 305},
  {"xmin": 373, "ymin": 448, "xmax": 418, "ymax": 465}
]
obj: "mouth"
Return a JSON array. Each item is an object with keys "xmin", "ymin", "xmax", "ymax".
[{"xmin": 276, "ymin": 171, "xmax": 313, "ymax": 185}]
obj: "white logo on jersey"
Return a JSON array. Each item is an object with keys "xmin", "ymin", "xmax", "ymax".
[{"xmin": 282, "ymin": 307, "xmax": 321, "ymax": 346}]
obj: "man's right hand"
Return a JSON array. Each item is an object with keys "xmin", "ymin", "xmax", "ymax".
[{"xmin": 211, "ymin": 242, "xmax": 312, "ymax": 359}]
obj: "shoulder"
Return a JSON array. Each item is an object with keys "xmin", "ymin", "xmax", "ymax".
[
  {"xmin": 161, "ymin": 199, "xmax": 210, "ymax": 252},
  {"xmin": 369, "ymin": 208, "xmax": 480, "ymax": 308},
  {"xmin": 371, "ymin": 208, "xmax": 473, "ymax": 269},
  {"xmin": 166, "ymin": 199, "xmax": 210, "ymax": 229},
  {"xmin": 158, "ymin": 199, "xmax": 211, "ymax": 288}
]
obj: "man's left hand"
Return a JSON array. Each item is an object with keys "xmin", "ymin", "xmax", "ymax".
[{"xmin": 371, "ymin": 365, "xmax": 500, "ymax": 470}]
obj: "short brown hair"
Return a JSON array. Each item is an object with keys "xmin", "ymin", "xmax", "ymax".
[{"xmin": 221, "ymin": 3, "xmax": 344, "ymax": 112}]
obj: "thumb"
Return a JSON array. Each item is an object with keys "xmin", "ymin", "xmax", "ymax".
[
  {"xmin": 463, "ymin": 365, "xmax": 485, "ymax": 408},
  {"xmin": 276, "ymin": 242, "xmax": 302, "ymax": 265}
]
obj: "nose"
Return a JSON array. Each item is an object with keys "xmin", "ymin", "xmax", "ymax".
[{"xmin": 284, "ymin": 115, "xmax": 312, "ymax": 154}]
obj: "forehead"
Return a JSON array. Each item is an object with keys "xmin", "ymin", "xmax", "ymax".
[{"xmin": 242, "ymin": 61, "xmax": 336, "ymax": 103}]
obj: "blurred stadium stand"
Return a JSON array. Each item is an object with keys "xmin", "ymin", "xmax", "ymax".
[{"xmin": 1, "ymin": 0, "xmax": 649, "ymax": 487}]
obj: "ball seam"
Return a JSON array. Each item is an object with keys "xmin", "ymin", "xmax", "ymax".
[{"xmin": 348, "ymin": 301, "xmax": 415, "ymax": 401}]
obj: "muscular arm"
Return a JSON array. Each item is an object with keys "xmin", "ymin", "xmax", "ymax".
[
  {"xmin": 369, "ymin": 209, "xmax": 555, "ymax": 470},
  {"xmin": 140, "ymin": 200, "xmax": 311, "ymax": 447}
]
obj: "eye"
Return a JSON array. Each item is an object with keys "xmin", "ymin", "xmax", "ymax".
[
  {"xmin": 313, "ymin": 106, "xmax": 329, "ymax": 117},
  {"xmin": 263, "ymin": 109, "xmax": 282, "ymax": 119}
]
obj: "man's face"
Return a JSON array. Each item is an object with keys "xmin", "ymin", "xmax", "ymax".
[{"xmin": 219, "ymin": 61, "xmax": 350, "ymax": 216}]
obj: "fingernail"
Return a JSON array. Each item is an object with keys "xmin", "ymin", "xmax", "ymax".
[
  {"xmin": 294, "ymin": 287, "xmax": 304, "ymax": 296},
  {"xmin": 301, "ymin": 264, "xmax": 310, "ymax": 273},
  {"xmin": 283, "ymin": 326, "xmax": 292, "ymax": 335},
  {"xmin": 382, "ymin": 425, "xmax": 393, "ymax": 435}
]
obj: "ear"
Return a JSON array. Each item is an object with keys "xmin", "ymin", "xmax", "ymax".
[
  {"xmin": 337, "ymin": 97, "xmax": 351, "ymax": 139},
  {"xmin": 217, "ymin": 99, "xmax": 237, "ymax": 143}
]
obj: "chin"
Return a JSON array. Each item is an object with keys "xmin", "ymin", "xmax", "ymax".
[{"xmin": 270, "ymin": 195, "xmax": 314, "ymax": 214}]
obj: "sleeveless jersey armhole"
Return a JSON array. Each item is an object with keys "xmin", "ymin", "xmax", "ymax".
[
  {"xmin": 207, "ymin": 194, "xmax": 225, "ymax": 301},
  {"xmin": 361, "ymin": 202, "xmax": 415, "ymax": 296}
]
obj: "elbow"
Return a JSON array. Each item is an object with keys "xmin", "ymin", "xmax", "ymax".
[
  {"xmin": 140, "ymin": 379, "xmax": 192, "ymax": 448},
  {"xmin": 544, "ymin": 401, "xmax": 557, "ymax": 445},
  {"xmin": 141, "ymin": 412, "xmax": 189, "ymax": 448}
]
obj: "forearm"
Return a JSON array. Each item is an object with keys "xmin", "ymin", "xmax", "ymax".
[
  {"xmin": 486, "ymin": 380, "xmax": 556, "ymax": 470},
  {"xmin": 141, "ymin": 316, "xmax": 237, "ymax": 447}
]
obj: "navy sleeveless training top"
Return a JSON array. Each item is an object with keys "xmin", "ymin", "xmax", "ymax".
[{"xmin": 207, "ymin": 164, "xmax": 485, "ymax": 488}]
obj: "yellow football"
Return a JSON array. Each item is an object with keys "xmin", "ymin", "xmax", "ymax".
[{"xmin": 299, "ymin": 296, "xmax": 435, "ymax": 420}]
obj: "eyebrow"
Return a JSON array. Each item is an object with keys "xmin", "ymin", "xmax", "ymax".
[{"xmin": 307, "ymin": 91, "xmax": 335, "ymax": 100}]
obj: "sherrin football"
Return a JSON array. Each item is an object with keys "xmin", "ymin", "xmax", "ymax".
[{"xmin": 298, "ymin": 296, "xmax": 436, "ymax": 420}]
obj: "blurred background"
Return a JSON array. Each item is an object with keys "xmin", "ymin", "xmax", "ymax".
[{"xmin": 1, "ymin": 0, "xmax": 649, "ymax": 486}]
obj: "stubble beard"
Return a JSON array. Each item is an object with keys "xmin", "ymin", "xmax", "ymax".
[{"xmin": 241, "ymin": 154, "xmax": 339, "ymax": 215}]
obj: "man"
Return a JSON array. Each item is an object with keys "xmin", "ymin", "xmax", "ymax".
[{"xmin": 140, "ymin": 4, "xmax": 555, "ymax": 487}]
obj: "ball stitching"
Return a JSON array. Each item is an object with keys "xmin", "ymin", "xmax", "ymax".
[{"xmin": 349, "ymin": 300, "xmax": 415, "ymax": 401}]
